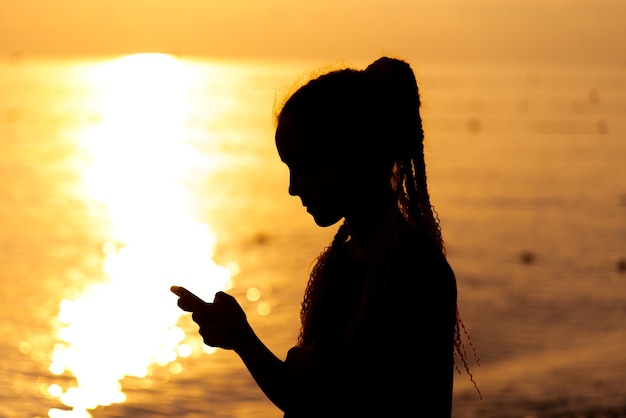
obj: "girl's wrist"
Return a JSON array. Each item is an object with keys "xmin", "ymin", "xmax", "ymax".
[{"xmin": 233, "ymin": 322, "xmax": 258, "ymax": 354}]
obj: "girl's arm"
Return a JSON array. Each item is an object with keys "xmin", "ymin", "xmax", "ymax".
[
  {"xmin": 233, "ymin": 325, "xmax": 288, "ymax": 411},
  {"xmin": 171, "ymin": 287, "xmax": 288, "ymax": 411}
]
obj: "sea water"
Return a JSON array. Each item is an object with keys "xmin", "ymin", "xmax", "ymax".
[{"xmin": 0, "ymin": 55, "xmax": 624, "ymax": 418}]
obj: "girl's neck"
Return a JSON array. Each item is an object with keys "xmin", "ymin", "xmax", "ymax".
[{"xmin": 344, "ymin": 194, "xmax": 396, "ymax": 260}]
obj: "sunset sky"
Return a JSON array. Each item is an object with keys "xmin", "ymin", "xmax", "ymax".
[{"xmin": 1, "ymin": 0, "xmax": 625, "ymax": 65}]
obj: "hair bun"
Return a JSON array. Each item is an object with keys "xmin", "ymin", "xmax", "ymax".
[
  {"xmin": 365, "ymin": 57, "xmax": 420, "ymax": 110},
  {"xmin": 365, "ymin": 57, "xmax": 411, "ymax": 81},
  {"xmin": 365, "ymin": 57, "xmax": 421, "ymax": 157}
]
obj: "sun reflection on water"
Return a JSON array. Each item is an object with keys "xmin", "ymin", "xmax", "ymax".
[{"xmin": 48, "ymin": 54, "xmax": 232, "ymax": 417}]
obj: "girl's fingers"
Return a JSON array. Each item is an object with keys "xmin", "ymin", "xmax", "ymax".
[
  {"xmin": 214, "ymin": 291, "xmax": 235, "ymax": 303},
  {"xmin": 171, "ymin": 286, "xmax": 208, "ymax": 312},
  {"xmin": 191, "ymin": 305, "xmax": 218, "ymax": 323}
]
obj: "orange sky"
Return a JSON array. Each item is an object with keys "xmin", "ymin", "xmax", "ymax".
[{"xmin": 1, "ymin": 0, "xmax": 625, "ymax": 65}]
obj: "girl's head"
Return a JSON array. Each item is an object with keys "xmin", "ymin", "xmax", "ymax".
[
  {"xmin": 276, "ymin": 57, "xmax": 442, "ymax": 251},
  {"xmin": 276, "ymin": 57, "xmax": 421, "ymax": 166}
]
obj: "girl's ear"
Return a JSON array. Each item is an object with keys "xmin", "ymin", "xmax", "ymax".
[{"xmin": 352, "ymin": 145, "xmax": 394, "ymax": 181}]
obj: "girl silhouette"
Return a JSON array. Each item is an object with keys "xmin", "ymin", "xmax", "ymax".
[{"xmin": 173, "ymin": 56, "xmax": 474, "ymax": 417}]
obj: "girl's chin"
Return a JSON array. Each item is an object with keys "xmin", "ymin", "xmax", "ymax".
[
  {"xmin": 308, "ymin": 208, "xmax": 343, "ymax": 227},
  {"xmin": 314, "ymin": 219, "xmax": 341, "ymax": 228}
]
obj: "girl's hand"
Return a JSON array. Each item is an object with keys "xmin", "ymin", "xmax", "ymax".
[{"xmin": 171, "ymin": 286, "xmax": 253, "ymax": 351}]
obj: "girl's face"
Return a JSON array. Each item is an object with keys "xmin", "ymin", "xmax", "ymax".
[{"xmin": 275, "ymin": 115, "xmax": 364, "ymax": 227}]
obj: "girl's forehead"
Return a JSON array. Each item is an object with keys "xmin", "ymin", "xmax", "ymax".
[{"xmin": 275, "ymin": 116, "xmax": 321, "ymax": 160}]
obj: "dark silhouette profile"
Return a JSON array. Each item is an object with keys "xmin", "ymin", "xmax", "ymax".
[{"xmin": 172, "ymin": 56, "xmax": 477, "ymax": 417}]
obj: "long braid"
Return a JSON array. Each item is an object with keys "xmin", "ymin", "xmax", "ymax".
[
  {"xmin": 454, "ymin": 310, "xmax": 483, "ymax": 398},
  {"xmin": 298, "ymin": 223, "xmax": 349, "ymax": 347},
  {"xmin": 399, "ymin": 145, "xmax": 481, "ymax": 396},
  {"xmin": 373, "ymin": 57, "xmax": 480, "ymax": 396}
]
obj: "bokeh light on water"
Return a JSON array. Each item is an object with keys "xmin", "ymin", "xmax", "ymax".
[{"xmin": 47, "ymin": 54, "xmax": 232, "ymax": 417}]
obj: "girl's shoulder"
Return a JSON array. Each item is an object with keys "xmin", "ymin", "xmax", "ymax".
[
  {"xmin": 396, "ymin": 224, "xmax": 450, "ymax": 266},
  {"xmin": 391, "ymin": 225, "xmax": 457, "ymax": 293}
]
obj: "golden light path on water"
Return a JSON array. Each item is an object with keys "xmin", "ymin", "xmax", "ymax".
[{"xmin": 48, "ymin": 54, "xmax": 232, "ymax": 417}]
